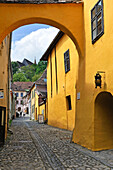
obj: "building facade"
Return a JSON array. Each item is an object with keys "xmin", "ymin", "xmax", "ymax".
[
  {"xmin": 0, "ymin": 33, "xmax": 13, "ymax": 145},
  {"xmin": 35, "ymin": 69, "xmax": 47, "ymax": 122},
  {"xmin": 40, "ymin": 0, "xmax": 113, "ymax": 151},
  {"xmin": 41, "ymin": 32, "xmax": 78, "ymax": 131},
  {"xmin": 12, "ymin": 82, "xmax": 33, "ymax": 117},
  {"xmin": 22, "ymin": 93, "xmax": 30, "ymax": 117},
  {"xmin": 30, "ymin": 83, "xmax": 36, "ymax": 120},
  {"xmin": 29, "ymin": 69, "xmax": 47, "ymax": 121}
]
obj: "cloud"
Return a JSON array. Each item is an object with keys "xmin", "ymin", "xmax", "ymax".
[{"xmin": 11, "ymin": 27, "xmax": 59, "ymax": 63}]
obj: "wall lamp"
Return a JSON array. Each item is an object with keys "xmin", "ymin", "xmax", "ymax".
[{"xmin": 95, "ymin": 71, "xmax": 105, "ymax": 88}]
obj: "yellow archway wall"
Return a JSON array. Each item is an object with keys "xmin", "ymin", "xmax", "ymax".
[
  {"xmin": 0, "ymin": 2, "xmax": 87, "ymax": 148},
  {"xmin": 0, "ymin": 3, "xmax": 84, "ymax": 58},
  {"xmin": 94, "ymin": 91, "xmax": 113, "ymax": 151}
]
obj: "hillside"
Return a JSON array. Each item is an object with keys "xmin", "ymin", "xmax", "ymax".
[{"xmin": 11, "ymin": 61, "xmax": 47, "ymax": 82}]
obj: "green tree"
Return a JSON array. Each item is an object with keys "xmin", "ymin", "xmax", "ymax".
[
  {"xmin": 11, "ymin": 62, "xmax": 19, "ymax": 74},
  {"xmin": 32, "ymin": 72, "xmax": 42, "ymax": 82},
  {"xmin": 13, "ymin": 72, "xmax": 29, "ymax": 82},
  {"xmin": 19, "ymin": 65, "xmax": 35, "ymax": 81},
  {"xmin": 12, "ymin": 60, "xmax": 47, "ymax": 82},
  {"xmin": 36, "ymin": 61, "xmax": 47, "ymax": 74}
]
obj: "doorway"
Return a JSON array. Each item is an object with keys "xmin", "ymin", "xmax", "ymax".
[
  {"xmin": 94, "ymin": 92, "xmax": 113, "ymax": 150},
  {"xmin": 0, "ymin": 107, "xmax": 6, "ymax": 146}
]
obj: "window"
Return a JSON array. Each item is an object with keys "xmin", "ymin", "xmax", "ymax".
[
  {"xmin": 16, "ymin": 100, "xmax": 18, "ymax": 104},
  {"xmin": 21, "ymin": 100, "xmax": 23, "ymax": 105},
  {"xmin": 64, "ymin": 49, "xmax": 70, "ymax": 73},
  {"xmin": 16, "ymin": 93, "xmax": 18, "ymax": 97},
  {"xmin": 91, "ymin": 0, "xmax": 104, "ymax": 44},
  {"xmin": 21, "ymin": 93, "xmax": 23, "ymax": 97},
  {"xmin": 66, "ymin": 95, "xmax": 72, "ymax": 110}
]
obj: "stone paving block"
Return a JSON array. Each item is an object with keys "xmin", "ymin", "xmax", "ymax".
[{"xmin": 0, "ymin": 117, "xmax": 112, "ymax": 169}]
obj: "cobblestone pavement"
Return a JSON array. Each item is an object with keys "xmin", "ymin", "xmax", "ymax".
[{"xmin": 0, "ymin": 117, "xmax": 112, "ymax": 170}]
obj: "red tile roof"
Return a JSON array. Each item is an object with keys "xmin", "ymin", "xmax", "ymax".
[
  {"xmin": 35, "ymin": 69, "xmax": 47, "ymax": 85},
  {"xmin": 12, "ymin": 82, "xmax": 34, "ymax": 91}
]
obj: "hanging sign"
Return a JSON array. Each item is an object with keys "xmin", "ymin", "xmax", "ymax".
[
  {"xmin": 0, "ymin": 90, "xmax": 4, "ymax": 99},
  {"xmin": 77, "ymin": 92, "xmax": 80, "ymax": 100},
  {"xmin": 38, "ymin": 114, "xmax": 44, "ymax": 124}
]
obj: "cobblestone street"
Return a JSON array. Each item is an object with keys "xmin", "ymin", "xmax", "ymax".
[{"xmin": 0, "ymin": 117, "xmax": 113, "ymax": 170}]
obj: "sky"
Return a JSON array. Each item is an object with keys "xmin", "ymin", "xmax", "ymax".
[{"xmin": 11, "ymin": 24, "xmax": 59, "ymax": 63}]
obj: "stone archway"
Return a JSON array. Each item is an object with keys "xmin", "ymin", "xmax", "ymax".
[
  {"xmin": 0, "ymin": 1, "xmax": 85, "ymax": 148},
  {"xmin": 0, "ymin": 2, "xmax": 84, "ymax": 58},
  {"xmin": 94, "ymin": 91, "xmax": 113, "ymax": 150}
]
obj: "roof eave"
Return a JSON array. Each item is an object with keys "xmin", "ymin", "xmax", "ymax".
[{"xmin": 40, "ymin": 31, "xmax": 64, "ymax": 61}]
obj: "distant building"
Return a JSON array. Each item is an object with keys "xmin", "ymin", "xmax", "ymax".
[
  {"xmin": 22, "ymin": 93, "xmax": 30, "ymax": 117},
  {"xmin": 12, "ymin": 82, "xmax": 34, "ymax": 117},
  {"xmin": 29, "ymin": 69, "xmax": 47, "ymax": 121},
  {"xmin": 35, "ymin": 69, "xmax": 47, "ymax": 122},
  {"xmin": 17, "ymin": 58, "xmax": 33, "ymax": 68}
]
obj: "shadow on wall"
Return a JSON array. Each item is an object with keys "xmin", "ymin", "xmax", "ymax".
[{"xmin": 94, "ymin": 91, "xmax": 113, "ymax": 151}]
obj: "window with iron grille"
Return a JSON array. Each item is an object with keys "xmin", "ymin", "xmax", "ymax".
[
  {"xmin": 64, "ymin": 49, "xmax": 70, "ymax": 73},
  {"xmin": 91, "ymin": 0, "xmax": 104, "ymax": 44}
]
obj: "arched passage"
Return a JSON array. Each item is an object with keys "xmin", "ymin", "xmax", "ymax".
[
  {"xmin": 94, "ymin": 91, "xmax": 113, "ymax": 150},
  {"xmin": 0, "ymin": 2, "xmax": 84, "ymax": 58},
  {"xmin": 0, "ymin": 2, "xmax": 85, "ymax": 148}
]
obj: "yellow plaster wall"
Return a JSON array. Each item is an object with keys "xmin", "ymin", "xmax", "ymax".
[
  {"xmin": 31, "ymin": 86, "xmax": 35, "ymax": 119},
  {"xmin": 35, "ymin": 93, "xmax": 47, "ymax": 121},
  {"xmin": 0, "ymin": 35, "xmax": 11, "ymax": 139},
  {"xmin": 73, "ymin": 0, "xmax": 113, "ymax": 150},
  {"xmin": 39, "ymin": 104, "xmax": 46, "ymax": 121},
  {"xmin": 47, "ymin": 34, "xmax": 78, "ymax": 131},
  {"xmin": 0, "ymin": 3, "xmax": 84, "ymax": 58},
  {"xmin": 35, "ymin": 93, "xmax": 39, "ymax": 120}
]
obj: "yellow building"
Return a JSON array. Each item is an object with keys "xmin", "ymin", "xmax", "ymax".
[
  {"xmin": 0, "ymin": 33, "xmax": 12, "ymax": 145},
  {"xmin": 41, "ymin": 31, "xmax": 78, "ymax": 131},
  {"xmin": 39, "ymin": 0, "xmax": 113, "ymax": 151},
  {"xmin": 35, "ymin": 69, "xmax": 47, "ymax": 123},
  {"xmin": 30, "ymin": 83, "xmax": 36, "ymax": 120}
]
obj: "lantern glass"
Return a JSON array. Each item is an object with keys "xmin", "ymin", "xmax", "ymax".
[{"xmin": 95, "ymin": 73, "xmax": 101, "ymax": 88}]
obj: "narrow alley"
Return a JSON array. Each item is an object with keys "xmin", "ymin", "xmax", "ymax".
[{"xmin": 0, "ymin": 118, "xmax": 112, "ymax": 170}]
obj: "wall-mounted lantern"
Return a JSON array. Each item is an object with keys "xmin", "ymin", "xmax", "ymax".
[{"xmin": 95, "ymin": 73, "xmax": 102, "ymax": 88}]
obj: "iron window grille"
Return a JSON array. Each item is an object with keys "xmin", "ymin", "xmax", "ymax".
[
  {"xmin": 91, "ymin": 0, "xmax": 104, "ymax": 44},
  {"xmin": 64, "ymin": 49, "xmax": 70, "ymax": 73}
]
